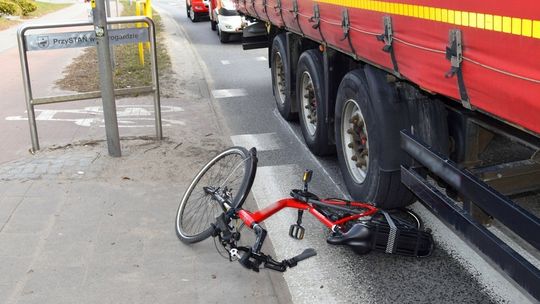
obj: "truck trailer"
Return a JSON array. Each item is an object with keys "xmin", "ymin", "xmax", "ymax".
[{"xmin": 234, "ymin": 0, "xmax": 540, "ymax": 300}]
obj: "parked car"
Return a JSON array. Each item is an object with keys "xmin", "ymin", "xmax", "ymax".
[
  {"xmin": 186, "ymin": 0, "xmax": 209, "ymax": 22},
  {"xmin": 209, "ymin": 0, "xmax": 247, "ymax": 43}
]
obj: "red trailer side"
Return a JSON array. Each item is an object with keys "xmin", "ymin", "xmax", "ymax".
[{"xmin": 237, "ymin": 0, "xmax": 540, "ymax": 135}]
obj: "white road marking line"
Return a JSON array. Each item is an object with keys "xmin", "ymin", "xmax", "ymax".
[
  {"xmin": 35, "ymin": 110, "xmax": 55, "ymax": 120},
  {"xmin": 230, "ymin": 133, "xmax": 280, "ymax": 151},
  {"xmin": 272, "ymin": 108, "xmax": 351, "ymax": 200},
  {"xmin": 211, "ymin": 89, "xmax": 247, "ymax": 99},
  {"xmin": 255, "ymin": 56, "xmax": 267, "ymax": 61},
  {"xmin": 5, "ymin": 105, "xmax": 185, "ymax": 127},
  {"xmin": 251, "ymin": 165, "xmax": 336, "ymax": 304},
  {"xmin": 220, "ymin": 60, "xmax": 231, "ymax": 65}
]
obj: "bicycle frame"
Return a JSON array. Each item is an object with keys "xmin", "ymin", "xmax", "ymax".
[
  {"xmin": 237, "ymin": 197, "xmax": 378, "ymax": 231},
  {"xmin": 211, "ymin": 194, "xmax": 380, "ymax": 272},
  {"xmin": 177, "ymin": 147, "xmax": 434, "ymax": 271}
]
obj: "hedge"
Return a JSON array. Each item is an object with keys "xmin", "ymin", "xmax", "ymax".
[
  {"xmin": 11, "ymin": 0, "xmax": 37, "ymax": 16},
  {"xmin": 0, "ymin": 0, "xmax": 19, "ymax": 15}
]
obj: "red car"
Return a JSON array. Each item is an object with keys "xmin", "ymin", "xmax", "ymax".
[{"xmin": 186, "ymin": 0, "xmax": 209, "ymax": 22}]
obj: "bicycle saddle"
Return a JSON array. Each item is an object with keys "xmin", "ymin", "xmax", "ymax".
[{"xmin": 326, "ymin": 223, "xmax": 373, "ymax": 254}]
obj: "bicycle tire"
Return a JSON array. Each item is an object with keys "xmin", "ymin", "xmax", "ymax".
[{"xmin": 176, "ymin": 147, "xmax": 257, "ymax": 244}]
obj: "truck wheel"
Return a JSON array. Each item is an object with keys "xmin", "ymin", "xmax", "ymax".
[
  {"xmin": 296, "ymin": 50, "xmax": 334, "ymax": 156},
  {"xmin": 271, "ymin": 34, "xmax": 296, "ymax": 121},
  {"xmin": 335, "ymin": 67, "xmax": 414, "ymax": 209}
]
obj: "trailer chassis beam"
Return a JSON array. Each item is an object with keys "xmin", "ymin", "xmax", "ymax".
[{"xmin": 400, "ymin": 130, "xmax": 540, "ymax": 301}]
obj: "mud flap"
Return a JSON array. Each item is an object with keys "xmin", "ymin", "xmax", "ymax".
[{"xmin": 242, "ymin": 22, "xmax": 268, "ymax": 50}]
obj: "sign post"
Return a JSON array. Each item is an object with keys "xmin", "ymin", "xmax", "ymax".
[{"xmin": 93, "ymin": 0, "xmax": 121, "ymax": 157}]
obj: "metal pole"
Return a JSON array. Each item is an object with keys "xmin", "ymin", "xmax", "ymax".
[
  {"xmin": 16, "ymin": 28, "xmax": 39, "ymax": 151},
  {"xmin": 93, "ymin": 0, "xmax": 121, "ymax": 157},
  {"xmin": 147, "ymin": 18, "xmax": 162, "ymax": 139},
  {"xmin": 115, "ymin": 0, "xmax": 119, "ymax": 17},
  {"xmin": 104, "ymin": 0, "xmax": 115, "ymax": 67}
]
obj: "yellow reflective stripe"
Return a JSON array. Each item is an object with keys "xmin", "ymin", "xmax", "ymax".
[
  {"xmin": 314, "ymin": 0, "xmax": 540, "ymax": 39},
  {"xmin": 522, "ymin": 19, "xmax": 532, "ymax": 37},
  {"xmin": 533, "ymin": 20, "xmax": 540, "ymax": 38},
  {"xmin": 512, "ymin": 18, "xmax": 521, "ymax": 35},
  {"xmin": 477, "ymin": 13, "xmax": 484, "ymax": 29},
  {"xmin": 485, "ymin": 14, "xmax": 493, "ymax": 30},
  {"xmin": 494, "ymin": 15, "xmax": 502, "ymax": 32},
  {"xmin": 503, "ymin": 16, "xmax": 512, "ymax": 33}
]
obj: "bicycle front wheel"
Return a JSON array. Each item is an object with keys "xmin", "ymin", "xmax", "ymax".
[{"xmin": 176, "ymin": 147, "xmax": 257, "ymax": 244}]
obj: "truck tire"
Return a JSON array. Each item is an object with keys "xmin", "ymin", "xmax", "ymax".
[
  {"xmin": 271, "ymin": 34, "xmax": 296, "ymax": 121},
  {"xmin": 335, "ymin": 67, "xmax": 414, "ymax": 209},
  {"xmin": 296, "ymin": 50, "xmax": 334, "ymax": 156}
]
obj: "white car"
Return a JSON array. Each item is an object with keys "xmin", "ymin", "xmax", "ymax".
[{"xmin": 209, "ymin": 0, "xmax": 247, "ymax": 43}]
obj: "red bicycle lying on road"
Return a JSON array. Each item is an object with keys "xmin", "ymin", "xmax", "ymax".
[{"xmin": 175, "ymin": 147, "xmax": 433, "ymax": 272}]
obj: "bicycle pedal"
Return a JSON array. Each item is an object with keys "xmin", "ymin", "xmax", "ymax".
[{"xmin": 289, "ymin": 224, "xmax": 305, "ymax": 240}]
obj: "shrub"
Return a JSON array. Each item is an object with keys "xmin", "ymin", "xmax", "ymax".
[
  {"xmin": 10, "ymin": 0, "xmax": 36, "ymax": 16},
  {"xmin": 0, "ymin": 0, "xmax": 18, "ymax": 15}
]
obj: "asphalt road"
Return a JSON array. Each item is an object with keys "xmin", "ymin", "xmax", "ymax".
[
  {"xmin": 151, "ymin": 1, "xmax": 531, "ymax": 303},
  {"xmin": 0, "ymin": 1, "xmax": 532, "ymax": 302}
]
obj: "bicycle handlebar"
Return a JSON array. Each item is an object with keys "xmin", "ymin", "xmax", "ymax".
[{"xmin": 237, "ymin": 246, "xmax": 317, "ymax": 272}]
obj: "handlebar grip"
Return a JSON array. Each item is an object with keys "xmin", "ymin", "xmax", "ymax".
[
  {"xmin": 293, "ymin": 248, "xmax": 317, "ymax": 262},
  {"xmin": 286, "ymin": 248, "xmax": 317, "ymax": 268}
]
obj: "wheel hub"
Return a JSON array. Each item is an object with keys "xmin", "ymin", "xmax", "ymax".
[
  {"xmin": 341, "ymin": 100, "xmax": 369, "ymax": 183},
  {"xmin": 301, "ymin": 72, "xmax": 317, "ymax": 135},
  {"xmin": 274, "ymin": 53, "xmax": 286, "ymax": 104},
  {"xmin": 304, "ymin": 83, "xmax": 317, "ymax": 124},
  {"xmin": 347, "ymin": 114, "xmax": 368, "ymax": 168}
]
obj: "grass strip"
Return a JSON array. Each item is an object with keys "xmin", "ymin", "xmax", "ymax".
[
  {"xmin": 55, "ymin": 1, "xmax": 174, "ymax": 96},
  {"xmin": 0, "ymin": 1, "xmax": 71, "ymax": 30}
]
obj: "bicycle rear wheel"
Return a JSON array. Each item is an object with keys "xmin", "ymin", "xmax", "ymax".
[{"xmin": 176, "ymin": 147, "xmax": 257, "ymax": 244}]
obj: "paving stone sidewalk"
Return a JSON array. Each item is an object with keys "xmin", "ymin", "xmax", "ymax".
[{"xmin": 0, "ymin": 137, "xmax": 290, "ymax": 304}]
